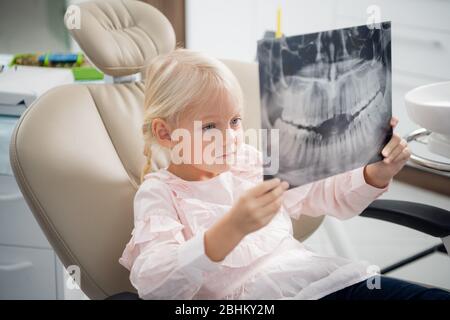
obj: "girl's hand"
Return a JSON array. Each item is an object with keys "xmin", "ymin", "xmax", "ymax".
[
  {"xmin": 364, "ymin": 117, "xmax": 411, "ymax": 188},
  {"xmin": 228, "ymin": 178, "xmax": 290, "ymax": 236}
]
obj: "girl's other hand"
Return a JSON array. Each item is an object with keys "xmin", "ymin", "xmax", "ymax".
[{"xmin": 364, "ymin": 117, "xmax": 411, "ymax": 188}]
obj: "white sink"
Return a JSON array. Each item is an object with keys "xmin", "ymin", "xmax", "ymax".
[{"xmin": 405, "ymin": 81, "xmax": 450, "ymax": 159}]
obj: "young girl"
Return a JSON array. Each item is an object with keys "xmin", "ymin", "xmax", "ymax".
[{"xmin": 119, "ymin": 48, "xmax": 450, "ymax": 300}]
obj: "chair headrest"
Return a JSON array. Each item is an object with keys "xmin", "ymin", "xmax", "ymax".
[{"xmin": 65, "ymin": 0, "xmax": 176, "ymax": 77}]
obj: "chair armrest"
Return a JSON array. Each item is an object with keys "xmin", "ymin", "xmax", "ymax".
[{"xmin": 360, "ymin": 200, "xmax": 450, "ymax": 238}]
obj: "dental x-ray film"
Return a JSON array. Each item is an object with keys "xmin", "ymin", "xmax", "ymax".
[{"xmin": 257, "ymin": 22, "xmax": 392, "ymax": 188}]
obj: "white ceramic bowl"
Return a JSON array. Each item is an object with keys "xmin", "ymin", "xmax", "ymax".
[{"xmin": 405, "ymin": 81, "xmax": 450, "ymax": 136}]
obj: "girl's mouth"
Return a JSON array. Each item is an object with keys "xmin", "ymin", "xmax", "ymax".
[{"xmin": 216, "ymin": 150, "xmax": 237, "ymax": 159}]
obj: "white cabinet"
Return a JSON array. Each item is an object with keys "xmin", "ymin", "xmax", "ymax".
[
  {"xmin": 0, "ymin": 174, "xmax": 64, "ymax": 299},
  {"xmin": 0, "ymin": 245, "xmax": 56, "ymax": 299},
  {"xmin": 0, "ymin": 116, "xmax": 87, "ymax": 299},
  {"xmin": 0, "ymin": 175, "xmax": 51, "ymax": 249}
]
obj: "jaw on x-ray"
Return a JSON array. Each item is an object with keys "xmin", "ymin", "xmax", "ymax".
[{"xmin": 257, "ymin": 22, "xmax": 392, "ymax": 188}]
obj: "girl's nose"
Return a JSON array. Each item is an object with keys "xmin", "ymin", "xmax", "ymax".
[
  {"xmin": 223, "ymin": 128, "xmax": 240, "ymax": 153},
  {"xmin": 225, "ymin": 128, "xmax": 237, "ymax": 144}
]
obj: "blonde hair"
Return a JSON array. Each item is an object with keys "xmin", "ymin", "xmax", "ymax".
[{"xmin": 140, "ymin": 48, "xmax": 244, "ymax": 183}]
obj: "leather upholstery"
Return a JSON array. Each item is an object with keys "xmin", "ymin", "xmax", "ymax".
[{"xmin": 68, "ymin": 0, "xmax": 176, "ymax": 76}]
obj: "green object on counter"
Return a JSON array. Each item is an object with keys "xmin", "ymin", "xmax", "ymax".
[
  {"xmin": 10, "ymin": 52, "xmax": 85, "ymax": 68},
  {"xmin": 72, "ymin": 67, "xmax": 104, "ymax": 81},
  {"xmin": 43, "ymin": 53, "xmax": 50, "ymax": 66},
  {"xmin": 76, "ymin": 54, "xmax": 84, "ymax": 66}
]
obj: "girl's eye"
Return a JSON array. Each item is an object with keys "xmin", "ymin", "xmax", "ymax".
[
  {"xmin": 230, "ymin": 117, "xmax": 242, "ymax": 127},
  {"xmin": 202, "ymin": 123, "xmax": 216, "ymax": 131}
]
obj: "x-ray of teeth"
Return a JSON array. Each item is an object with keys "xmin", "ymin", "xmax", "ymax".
[{"xmin": 257, "ymin": 22, "xmax": 393, "ymax": 188}]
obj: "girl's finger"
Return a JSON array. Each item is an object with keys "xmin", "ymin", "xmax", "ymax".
[
  {"xmin": 260, "ymin": 197, "xmax": 283, "ymax": 217},
  {"xmin": 384, "ymin": 142, "xmax": 405, "ymax": 164},
  {"xmin": 390, "ymin": 116, "xmax": 399, "ymax": 128},
  {"xmin": 382, "ymin": 133, "xmax": 401, "ymax": 157},
  {"xmin": 248, "ymin": 178, "xmax": 281, "ymax": 197},
  {"xmin": 393, "ymin": 147, "xmax": 411, "ymax": 163},
  {"xmin": 257, "ymin": 181, "xmax": 289, "ymax": 207}
]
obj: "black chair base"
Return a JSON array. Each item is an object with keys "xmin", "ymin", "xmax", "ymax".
[{"xmin": 105, "ymin": 292, "xmax": 141, "ymax": 300}]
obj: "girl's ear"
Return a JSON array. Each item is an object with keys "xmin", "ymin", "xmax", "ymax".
[{"xmin": 152, "ymin": 118, "xmax": 174, "ymax": 148}]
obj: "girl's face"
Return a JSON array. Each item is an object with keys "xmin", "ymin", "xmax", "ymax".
[{"xmin": 171, "ymin": 90, "xmax": 244, "ymax": 175}]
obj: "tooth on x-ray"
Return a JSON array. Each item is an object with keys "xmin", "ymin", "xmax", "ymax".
[{"xmin": 257, "ymin": 22, "xmax": 392, "ymax": 188}]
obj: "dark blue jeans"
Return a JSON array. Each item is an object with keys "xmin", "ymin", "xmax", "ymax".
[
  {"xmin": 108, "ymin": 276, "xmax": 450, "ymax": 300},
  {"xmin": 320, "ymin": 276, "xmax": 450, "ymax": 300}
]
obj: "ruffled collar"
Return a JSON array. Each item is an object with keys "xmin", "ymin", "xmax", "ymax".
[
  {"xmin": 144, "ymin": 168, "xmax": 234, "ymax": 198},
  {"xmin": 161, "ymin": 168, "xmax": 230, "ymax": 185}
]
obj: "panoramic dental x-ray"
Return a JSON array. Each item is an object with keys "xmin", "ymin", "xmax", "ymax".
[{"xmin": 257, "ymin": 22, "xmax": 393, "ymax": 187}]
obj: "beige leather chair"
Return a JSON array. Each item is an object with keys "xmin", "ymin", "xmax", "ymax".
[{"xmin": 8, "ymin": 0, "xmax": 323, "ymax": 299}]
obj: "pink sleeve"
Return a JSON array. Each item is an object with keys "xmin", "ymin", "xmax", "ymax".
[
  {"xmin": 118, "ymin": 179, "xmax": 222, "ymax": 299},
  {"xmin": 282, "ymin": 166, "xmax": 391, "ymax": 220}
]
